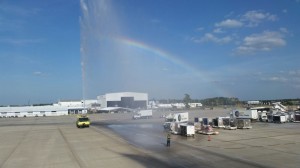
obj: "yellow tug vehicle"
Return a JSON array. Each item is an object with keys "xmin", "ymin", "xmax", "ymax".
[{"xmin": 76, "ymin": 114, "xmax": 90, "ymax": 128}]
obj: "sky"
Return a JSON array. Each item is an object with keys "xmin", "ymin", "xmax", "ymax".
[{"xmin": 1, "ymin": 0, "xmax": 300, "ymax": 105}]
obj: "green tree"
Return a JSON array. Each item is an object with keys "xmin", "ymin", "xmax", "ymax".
[{"xmin": 183, "ymin": 94, "xmax": 191, "ymax": 108}]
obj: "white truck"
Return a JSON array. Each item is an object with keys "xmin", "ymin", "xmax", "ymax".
[
  {"xmin": 234, "ymin": 108, "xmax": 270, "ymax": 122},
  {"xmin": 165, "ymin": 112, "xmax": 189, "ymax": 122},
  {"xmin": 236, "ymin": 109, "xmax": 258, "ymax": 121},
  {"xmin": 133, "ymin": 110, "xmax": 153, "ymax": 119},
  {"xmin": 164, "ymin": 112, "xmax": 189, "ymax": 130}
]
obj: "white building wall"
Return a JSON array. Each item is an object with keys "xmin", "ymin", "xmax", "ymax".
[
  {"xmin": 0, "ymin": 105, "xmax": 74, "ymax": 117},
  {"xmin": 97, "ymin": 95, "xmax": 107, "ymax": 108},
  {"xmin": 105, "ymin": 92, "xmax": 148, "ymax": 101},
  {"xmin": 97, "ymin": 92, "xmax": 148, "ymax": 108},
  {"xmin": 247, "ymin": 101, "xmax": 260, "ymax": 105},
  {"xmin": 82, "ymin": 99, "xmax": 98, "ymax": 108},
  {"xmin": 58, "ymin": 101, "xmax": 83, "ymax": 107}
]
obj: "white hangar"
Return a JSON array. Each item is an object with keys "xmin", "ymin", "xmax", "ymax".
[{"xmin": 97, "ymin": 92, "xmax": 148, "ymax": 109}]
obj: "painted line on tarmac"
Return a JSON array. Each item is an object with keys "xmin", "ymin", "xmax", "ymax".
[
  {"xmin": 0, "ymin": 126, "xmax": 33, "ymax": 168},
  {"xmin": 58, "ymin": 127, "xmax": 84, "ymax": 168}
]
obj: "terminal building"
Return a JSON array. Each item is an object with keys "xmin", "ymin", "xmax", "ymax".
[
  {"xmin": 0, "ymin": 92, "xmax": 148, "ymax": 117},
  {"xmin": 97, "ymin": 92, "xmax": 148, "ymax": 109},
  {"xmin": 0, "ymin": 105, "xmax": 83, "ymax": 118},
  {"xmin": 0, "ymin": 100, "xmax": 98, "ymax": 118}
]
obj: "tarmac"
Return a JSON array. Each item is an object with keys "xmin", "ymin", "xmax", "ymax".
[
  {"xmin": 0, "ymin": 109, "xmax": 299, "ymax": 168},
  {"xmin": 0, "ymin": 116, "xmax": 161, "ymax": 168}
]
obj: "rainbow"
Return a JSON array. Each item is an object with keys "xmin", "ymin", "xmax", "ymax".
[
  {"xmin": 112, "ymin": 36, "xmax": 233, "ymax": 97},
  {"xmin": 113, "ymin": 37, "xmax": 200, "ymax": 74}
]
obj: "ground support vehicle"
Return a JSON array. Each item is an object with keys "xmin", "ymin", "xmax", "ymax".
[
  {"xmin": 202, "ymin": 117, "xmax": 213, "ymax": 126},
  {"xmin": 180, "ymin": 124, "xmax": 195, "ymax": 137},
  {"xmin": 294, "ymin": 112, "xmax": 300, "ymax": 122},
  {"xmin": 197, "ymin": 125, "xmax": 219, "ymax": 135},
  {"xmin": 212, "ymin": 117, "xmax": 228, "ymax": 128},
  {"xmin": 133, "ymin": 110, "xmax": 153, "ymax": 119},
  {"xmin": 267, "ymin": 113, "xmax": 274, "ymax": 122},
  {"xmin": 286, "ymin": 112, "xmax": 294, "ymax": 122},
  {"xmin": 169, "ymin": 122, "xmax": 182, "ymax": 135},
  {"xmin": 273, "ymin": 114, "xmax": 287, "ymax": 123},
  {"xmin": 223, "ymin": 118, "xmax": 237, "ymax": 130},
  {"xmin": 164, "ymin": 112, "xmax": 188, "ymax": 130},
  {"xmin": 76, "ymin": 115, "xmax": 90, "ymax": 128},
  {"xmin": 237, "ymin": 119, "xmax": 252, "ymax": 129}
]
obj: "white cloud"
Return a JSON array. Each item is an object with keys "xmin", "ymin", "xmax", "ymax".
[
  {"xmin": 259, "ymin": 69, "xmax": 300, "ymax": 86},
  {"xmin": 33, "ymin": 71, "xmax": 49, "ymax": 77},
  {"xmin": 33, "ymin": 71, "xmax": 43, "ymax": 76},
  {"xmin": 195, "ymin": 33, "xmax": 232, "ymax": 44},
  {"xmin": 288, "ymin": 70, "xmax": 300, "ymax": 75},
  {"xmin": 282, "ymin": 9, "xmax": 288, "ymax": 13},
  {"xmin": 196, "ymin": 27, "xmax": 204, "ymax": 31},
  {"xmin": 215, "ymin": 19, "xmax": 243, "ymax": 28},
  {"xmin": 279, "ymin": 27, "xmax": 288, "ymax": 33},
  {"xmin": 213, "ymin": 28, "xmax": 224, "ymax": 33},
  {"xmin": 260, "ymin": 76, "xmax": 288, "ymax": 82},
  {"xmin": 242, "ymin": 10, "xmax": 277, "ymax": 27},
  {"xmin": 235, "ymin": 31, "xmax": 286, "ymax": 55}
]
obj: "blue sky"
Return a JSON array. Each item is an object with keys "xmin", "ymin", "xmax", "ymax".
[{"xmin": 1, "ymin": 0, "xmax": 300, "ymax": 105}]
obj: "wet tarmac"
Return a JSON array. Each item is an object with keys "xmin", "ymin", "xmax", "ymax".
[
  {"xmin": 1, "ymin": 109, "xmax": 299, "ymax": 167},
  {"xmin": 91, "ymin": 110, "xmax": 300, "ymax": 168}
]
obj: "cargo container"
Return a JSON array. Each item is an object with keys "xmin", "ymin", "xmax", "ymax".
[
  {"xmin": 273, "ymin": 114, "xmax": 286, "ymax": 123},
  {"xmin": 180, "ymin": 124, "xmax": 195, "ymax": 137},
  {"xmin": 267, "ymin": 113, "xmax": 273, "ymax": 123},
  {"xmin": 223, "ymin": 118, "xmax": 237, "ymax": 130},
  {"xmin": 212, "ymin": 117, "xmax": 228, "ymax": 128},
  {"xmin": 202, "ymin": 118, "xmax": 212, "ymax": 126},
  {"xmin": 170, "ymin": 122, "xmax": 181, "ymax": 134},
  {"xmin": 237, "ymin": 119, "xmax": 252, "ymax": 129},
  {"xmin": 286, "ymin": 112, "xmax": 294, "ymax": 122},
  {"xmin": 294, "ymin": 112, "xmax": 300, "ymax": 122}
]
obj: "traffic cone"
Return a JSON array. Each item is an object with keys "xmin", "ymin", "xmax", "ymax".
[{"xmin": 208, "ymin": 135, "xmax": 211, "ymax": 141}]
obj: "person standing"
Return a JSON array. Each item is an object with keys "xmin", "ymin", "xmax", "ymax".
[{"xmin": 167, "ymin": 133, "xmax": 171, "ymax": 147}]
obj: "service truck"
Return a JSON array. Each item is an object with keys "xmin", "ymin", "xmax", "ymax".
[
  {"xmin": 165, "ymin": 112, "xmax": 189, "ymax": 122},
  {"xmin": 76, "ymin": 115, "xmax": 90, "ymax": 128},
  {"xmin": 164, "ymin": 112, "xmax": 189, "ymax": 130},
  {"xmin": 234, "ymin": 107, "xmax": 271, "ymax": 122},
  {"xmin": 133, "ymin": 110, "xmax": 153, "ymax": 119}
]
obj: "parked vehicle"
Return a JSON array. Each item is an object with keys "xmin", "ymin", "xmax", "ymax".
[
  {"xmin": 273, "ymin": 113, "xmax": 287, "ymax": 123},
  {"xmin": 212, "ymin": 117, "xmax": 228, "ymax": 128},
  {"xmin": 235, "ymin": 107, "xmax": 271, "ymax": 122},
  {"xmin": 164, "ymin": 112, "xmax": 188, "ymax": 129},
  {"xmin": 236, "ymin": 119, "xmax": 252, "ymax": 129},
  {"xmin": 133, "ymin": 110, "xmax": 153, "ymax": 119},
  {"xmin": 170, "ymin": 122, "xmax": 181, "ymax": 134},
  {"xmin": 294, "ymin": 112, "xmax": 300, "ymax": 122},
  {"xmin": 223, "ymin": 118, "xmax": 237, "ymax": 130},
  {"xmin": 76, "ymin": 115, "xmax": 90, "ymax": 128}
]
